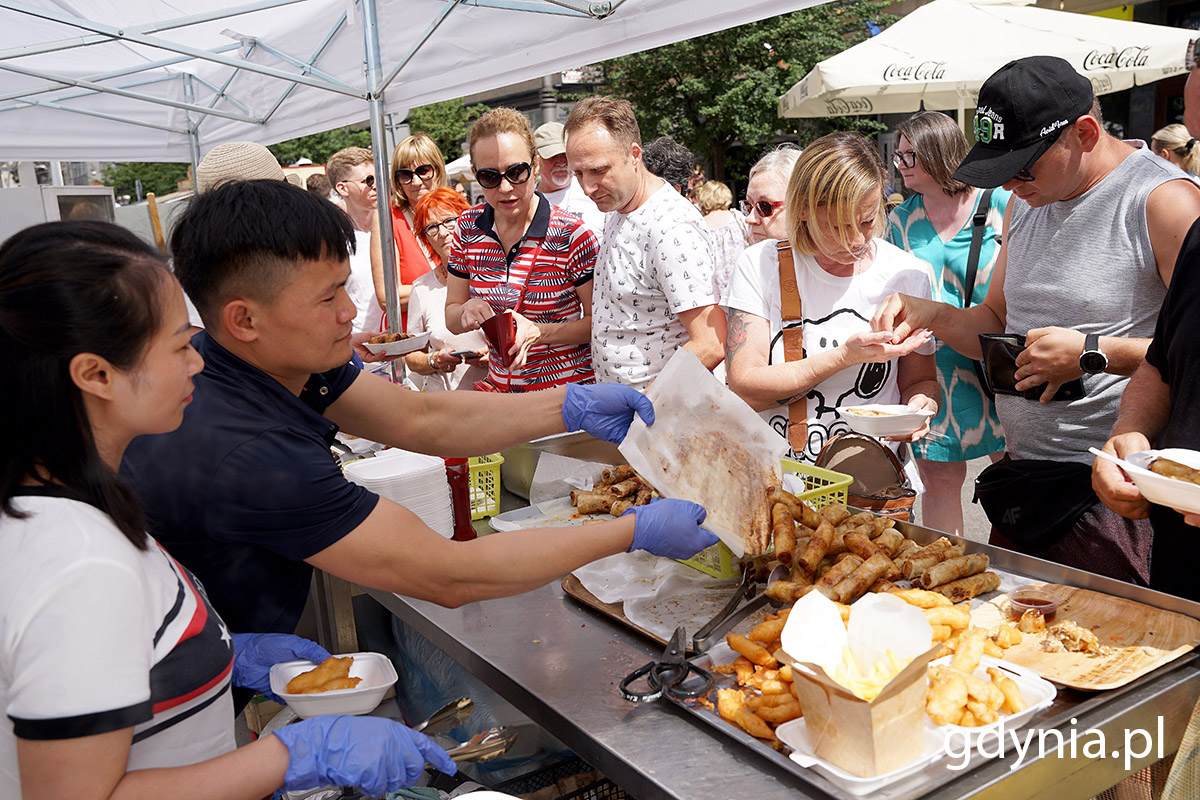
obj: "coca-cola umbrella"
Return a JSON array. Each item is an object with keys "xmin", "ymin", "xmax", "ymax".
[{"xmin": 778, "ymin": 0, "xmax": 1194, "ymax": 124}]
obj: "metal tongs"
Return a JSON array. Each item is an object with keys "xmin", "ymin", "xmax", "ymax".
[
  {"xmin": 691, "ymin": 562, "xmax": 788, "ymax": 653},
  {"xmin": 445, "ymin": 726, "xmax": 519, "ymax": 763},
  {"xmin": 619, "ymin": 626, "xmax": 714, "ymax": 703}
]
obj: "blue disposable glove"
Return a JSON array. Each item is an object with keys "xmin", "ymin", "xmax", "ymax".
[
  {"xmin": 274, "ymin": 715, "xmax": 456, "ymax": 797},
  {"xmin": 561, "ymin": 382, "xmax": 655, "ymax": 444},
  {"xmin": 622, "ymin": 498, "xmax": 719, "ymax": 559},
  {"xmin": 231, "ymin": 633, "xmax": 330, "ymax": 703}
]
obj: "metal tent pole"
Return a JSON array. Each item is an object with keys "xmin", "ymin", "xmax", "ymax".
[{"xmin": 360, "ymin": 0, "xmax": 400, "ymax": 336}]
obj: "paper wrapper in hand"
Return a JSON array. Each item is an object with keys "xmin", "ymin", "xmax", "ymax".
[
  {"xmin": 780, "ymin": 592, "xmax": 939, "ymax": 778},
  {"xmin": 618, "ymin": 349, "xmax": 787, "ymax": 558}
]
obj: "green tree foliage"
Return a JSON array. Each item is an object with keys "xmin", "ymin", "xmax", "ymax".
[
  {"xmin": 600, "ymin": 1, "xmax": 895, "ymax": 180},
  {"xmin": 267, "ymin": 126, "xmax": 373, "ymax": 167},
  {"xmin": 406, "ymin": 99, "xmax": 490, "ymax": 160},
  {"xmin": 100, "ymin": 161, "xmax": 189, "ymax": 199}
]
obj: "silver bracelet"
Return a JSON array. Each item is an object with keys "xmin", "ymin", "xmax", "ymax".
[{"xmin": 427, "ymin": 352, "xmax": 436, "ymax": 372}]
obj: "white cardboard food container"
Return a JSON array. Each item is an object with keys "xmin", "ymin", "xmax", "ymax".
[
  {"xmin": 780, "ymin": 592, "xmax": 940, "ymax": 778},
  {"xmin": 837, "ymin": 404, "xmax": 936, "ymax": 438},
  {"xmin": 269, "ymin": 651, "xmax": 397, "ymax": 718}
]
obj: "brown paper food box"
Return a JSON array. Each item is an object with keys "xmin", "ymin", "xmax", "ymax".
[{"xmin": 781, "ymin": 643, "xmax": 943, "ymax": 778}]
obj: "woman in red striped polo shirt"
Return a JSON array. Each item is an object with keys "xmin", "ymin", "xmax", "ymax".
[{"xmin": 445, "ymin": 107, "xmax": 598, "ymax": 392}]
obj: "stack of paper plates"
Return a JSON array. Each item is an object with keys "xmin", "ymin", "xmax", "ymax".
[{"xmin": 344, "ymin": 449, "xmax": 454, "ymax": 538}]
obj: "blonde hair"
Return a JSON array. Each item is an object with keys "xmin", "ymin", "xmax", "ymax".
[
  {"xmin": 1150, "ymin": 123, "xmax": 1200, "ymax": 176},
  {"xmin": 388, "ymin": 133, "xmax": 448, "ymax": 211},
  {"xmin": 325, "ymin": 146, "xmax": 372, "ymax": 187},
  {"xmin": 692, "ymin": 180, "xmax": 732, "ymax": 214},
  {"xmin": 468, "ymin": 107, "xmax": 537, "ymax": 165},
  {"xmin": 786, "ymin": 132, "xmax": 886, "ymax": 256}
]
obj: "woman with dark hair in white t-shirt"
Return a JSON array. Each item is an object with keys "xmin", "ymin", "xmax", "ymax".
[
  {"xmin": 724, "ymin": 132, "xmax": 941, "ymax": 469},
  {"xmin": 0, "ymin": 221, "xmax": 455, "ymax": 799}
]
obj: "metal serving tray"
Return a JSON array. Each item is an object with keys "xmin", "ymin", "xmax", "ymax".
[{"xmin": 651, "ymin": 521, "xmax": 1200, "ymax": 800}]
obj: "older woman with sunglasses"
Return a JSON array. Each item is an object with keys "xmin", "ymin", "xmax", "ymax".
[
  {"xmin": 370, "ymin": 132, "xmax": 447, "ymax": 330},
  {"xmin": 742, "ymin": 144, "xmax": 802, "ymax": 245},
  {"xmin": 725, "ymin": 132, "xmax": 940, "ymax": 470},
  {"xmin": 401, "ymin": 188, "xmax": 489, "ymax": 391},
  {"xmin": 445, "ymin": 107, "xmax": 598, "ymax": 392},
  {"xmin": 888, "ymin": 111, "xmax": 1010, "ymax": 537}
]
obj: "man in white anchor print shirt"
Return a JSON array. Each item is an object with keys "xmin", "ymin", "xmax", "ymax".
[{"xmin": 564, "ymin": 96, "xmax": 725, "ymax": 390}]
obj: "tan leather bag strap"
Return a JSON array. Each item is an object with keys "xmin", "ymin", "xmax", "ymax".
[{"xmin": 776, "ymin": 241, "xmax": 807, "ymax": 453}]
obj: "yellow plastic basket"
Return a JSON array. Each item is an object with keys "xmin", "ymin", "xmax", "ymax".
[
  {"xmin": 468, "ymin": 453, "xmax": 504, "ymax": 520},
  {"xmin": 678, "ymin": 458, "xmax": 853, "ymax": 579}
]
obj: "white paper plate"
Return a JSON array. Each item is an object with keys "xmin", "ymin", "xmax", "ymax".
[
  {"xmin": 362, "ymin": 331, "xmax": 431, "ymax": 356},
  {"xmin": 270, "ymin": 651, "xmax": 397, "ymax": 718},
  {"xmin": 776, "ymin": 717, "xmax": 946, "ymax": 796},
  {"xmin": 928, "ymin": 654, "xmax": 1056, "ymax": 745},
  {"xmin": 837, "ymin": 405, "xmax": 935, "ymax": 438},
  {"xmin": 1090, "ymin": 447, "xmax": 1200, "ymax": 515}
]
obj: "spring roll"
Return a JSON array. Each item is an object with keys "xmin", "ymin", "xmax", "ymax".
[
  {"xmin": 932, "ymin": 571, "xmax": 1001, "ymax": 602},
  {"xmin": 771, "ymin": 503, "xmax": 797, "ymax": 566},
  {"xmin": 788, "ymin": 561, "xmax": 814, "ymax": 585},
  {"xmin": 601, "ymin": 464, "xmax": 635, "ymax": 485},
  {"xmin": 874, "ymin": 528, "xmax": 906, "ymax": 557},
  {"xmin": 571, "ymin": 490, "xmax": 615, "ymax": 515},
  {"xmin": 870, "ymin": 579, "xmax": 899, "ymax": 593},
  {"xmin": 610, "ymin": 499, "xmax": 635, "ymax": 517},
  {"xmin": 869, "ymin": 515, "xmax": 897, "ymax": 536},
  {"xmin": 919, "ymin": 553, "xmax": 991, "ymax": 589},
  {"xmin": 893, "ymin": 537, "xmax": 921, "ymax": 560},
  {"xmin": 832, "ymin": 553, "xmax": 892, "ymax": 604},
  {"xmin": 819, "ymin": 503, "xmax": 851, "ymax": 526},
  {"xmin": 766, "ymin": 580, "xmax": 815, "ymax": 605},
  {"xmin": 768, "ymin": 486, "xmax": 822, "ymax": 529},
  {"xmin": 843, "ymin": 532, "xmax": 886, "ymax": 561},
  {"xmin": 797, "ymin": 519, "xmax": 835, "ymax": 573},
  {"xmin": 814, "ymin": 554, "xmax": 864, "ymax": 598},
  {"xmin": 826, "ymin": 531, "xmax": 848, "ymax": 557},
  {"xmin": 607, "ymin": 478, "xmax": 640, "ymax": 498},
  {"xmin": 634, "ymin": 485, "xmax": 654, "ymax": 506},
  {"xmin": 900, "ymin": 539, "xmax": 966, "ymax": 581}
]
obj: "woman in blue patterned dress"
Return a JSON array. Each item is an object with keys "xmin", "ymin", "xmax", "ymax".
[{"xmin": 888, "ymin": 111, "xmax": 1009, "ymax": 536}]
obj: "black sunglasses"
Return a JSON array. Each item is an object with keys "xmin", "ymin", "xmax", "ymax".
[
  {"xmin": 1011, "ymin": 124, "xmax": 1070, "ymax": 183},
  {"xmin": 475, "ymin": 162, "xmax": 532, "ymax": 190},
  {"xmin": 394, "ymin": 163, "xmax": 436, "ymax": 185},
  {"xmin": 739, "ymin": 199, "xmax": 784, "ymax": 218},
  {"xmin": 359, "ymin": 174, "xmax": 375, "ymax": 189}
]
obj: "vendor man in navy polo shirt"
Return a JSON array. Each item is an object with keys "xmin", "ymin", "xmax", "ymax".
[{"xmin": 122, "ymin": 179, "xmax": 716, "ymax": 641}]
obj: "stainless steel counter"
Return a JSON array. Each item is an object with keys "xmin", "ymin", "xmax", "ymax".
[{"xmin": 364, "ymin": 514, "xmax": 1200, "ymax": 800}]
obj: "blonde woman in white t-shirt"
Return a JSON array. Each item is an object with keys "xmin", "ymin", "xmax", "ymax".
[{"xmin": 723, "ymin": 132, "xmax": 941, "ymax": 466}]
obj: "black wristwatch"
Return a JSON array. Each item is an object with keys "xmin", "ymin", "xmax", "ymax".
[{"xmin": 1079, "ymin": 333, "xmax": 1108, "ymax": 375}]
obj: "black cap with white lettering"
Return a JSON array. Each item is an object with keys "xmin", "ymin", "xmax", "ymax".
[{"xmin": 953, "ymin": 56, "xmax": 1094, "ymax": 188}]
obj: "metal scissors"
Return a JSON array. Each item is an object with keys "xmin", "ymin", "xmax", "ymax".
[{"xmin": 618, "ymin": 626, "xmax": 713, "ymax": 703}]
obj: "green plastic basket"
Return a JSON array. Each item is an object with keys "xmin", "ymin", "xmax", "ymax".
[
  {"xmin": 468, "ymin": 453, "xmax": 504, "ymax": 520},
  {"xmin": 678, "ymin": 458, "xmax": 853, "ymax": 579}
]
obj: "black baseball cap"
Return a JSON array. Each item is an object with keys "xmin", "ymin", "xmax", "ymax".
[{"xmin": 954, "ymin": 56, "xmax": 1094, "ymax": 188}]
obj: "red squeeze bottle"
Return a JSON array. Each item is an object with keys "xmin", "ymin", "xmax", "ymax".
[{"xmin": 444, "ymin": 458, "xmax": 476, "ymax": 541}]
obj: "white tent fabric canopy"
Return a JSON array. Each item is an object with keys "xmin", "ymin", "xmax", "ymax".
[
  {"xmin": 779, "ymin": 0, "xmax": 1194, "ymax": 121},
  {"xmin": 0, "ymin": 0, "xmax": 827, "ymax": 163}
]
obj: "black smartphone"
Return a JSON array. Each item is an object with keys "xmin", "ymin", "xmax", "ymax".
[{"xmin": 450, "ymin": 350, "xmax": 483, "ymax": 359}]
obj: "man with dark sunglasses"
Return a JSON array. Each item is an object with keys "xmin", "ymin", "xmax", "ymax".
[
  {"xmin": 564, "ymin": 96, "xmax": 725, "ymax": 389},
  {"xmin": 327, "ymin": 146, "xmax": 383, "ymax": 334},
  {"xmin": 873, "ymin": 56, "xmax": 1200, "ymax": 587}
]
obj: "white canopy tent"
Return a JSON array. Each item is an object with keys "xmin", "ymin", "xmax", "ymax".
[
  {"xmin": 779, "ymin": 0, "xmax": 1194, "ymax": 125},
  {"xmin": 0, "ymin": 0, "xmax": 827, "ymax": 328}
]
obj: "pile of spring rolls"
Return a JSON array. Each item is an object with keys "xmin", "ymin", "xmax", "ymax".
[
  {"xmin": 762, "ymin": 489, "xmax": 1000, "ymax": 607},
  {"xmin": 569, "ymin": 465, "xmax": 658, "ymax": 517}
]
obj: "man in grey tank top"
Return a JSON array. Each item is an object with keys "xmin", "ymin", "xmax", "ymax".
[{"xmin": 872, "ymin": 56, "xmax": 1200, "ymax": 585}]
